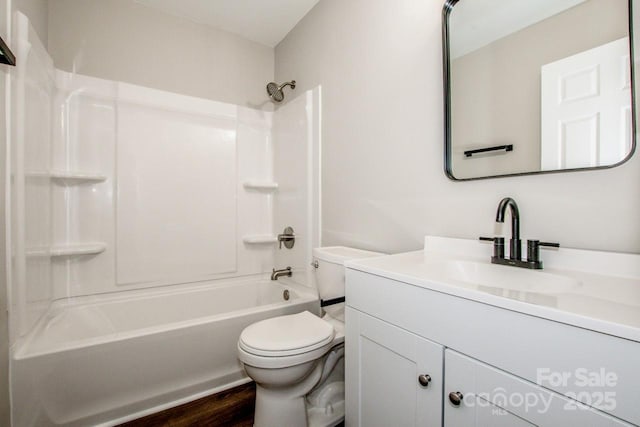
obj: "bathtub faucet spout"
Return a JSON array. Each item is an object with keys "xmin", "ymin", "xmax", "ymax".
[{"xmin": 271, "ymin": 266, "xmax": 292, "ymax": 281}]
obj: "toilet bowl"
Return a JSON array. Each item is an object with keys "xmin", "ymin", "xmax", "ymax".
[{"xmin": 237, "ymin": 246, "xmax": 383, "ymax": 427}]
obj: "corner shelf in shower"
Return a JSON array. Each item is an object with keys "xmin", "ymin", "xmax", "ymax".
[
  {"xmin": 50, "ymin": 243, "xmax": 107, "ymax": 257},
  {"xmin": 50, "ymin": 171, "xmax": 107, "ymax": 185},
  {"xmin": 242, "ymin": 181, "xmax": 279, "ymax": 191},
  {"xmin": 242, "ymin": 235, "xmax": 278, "ymax": 244},
  {"xmin": 25, "ymin": 247, "xmax": 50, "ymax": 258}
]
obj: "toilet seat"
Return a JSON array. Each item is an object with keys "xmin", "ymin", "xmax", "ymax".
[
  {"xmin": 239, "ymin": 311, "xmax": 335, "ymax": 357},
  {"xmin": 238, "ymin": 340, "xmax": 335, "ymax": 369},
  {"xmin": 238, "ymin": 311, "xmax": 339, "ymax": 369}
]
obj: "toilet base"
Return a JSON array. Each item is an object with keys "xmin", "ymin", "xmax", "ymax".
[
  {"xmin": 254, "ymin": 384, "xmax": 309, "ymax": 427},
  {"xmin": 253, "ymin": 383, "xmax": 344, "ymax": 427},
  {"xmin": 251, "ymin": 352, "xmax": 345, "ymax": 427},
  {"xmin": 308, "ymin": 404, "xmax": 344, "ymax": 427},
  {"xmin": 307, "ymin": 381, "xmax": 345, "ymax": 427}
]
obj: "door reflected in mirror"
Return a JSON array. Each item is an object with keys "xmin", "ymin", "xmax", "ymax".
[{"xmin": 443, "ymin": 0, "xmax": 635, "ymax": 180}]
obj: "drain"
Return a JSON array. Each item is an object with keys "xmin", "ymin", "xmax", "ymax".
[{"xmin": 283, "ymin": 289, "xmax": 290, "ymax": 301}]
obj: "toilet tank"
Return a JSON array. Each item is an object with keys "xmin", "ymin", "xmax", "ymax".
[{"xmin": 312, "ymin": 246, "xmax": 383, "ymax": 302}]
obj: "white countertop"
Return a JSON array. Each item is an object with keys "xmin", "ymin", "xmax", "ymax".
[{"xmin": 346, "ymin": 237, "xmax": 640, "ymax": 343}]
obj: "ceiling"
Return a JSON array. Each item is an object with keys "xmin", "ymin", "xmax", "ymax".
[{"xmin": 135, "ymin": 0, "xmax": 321, "ymax": 47}]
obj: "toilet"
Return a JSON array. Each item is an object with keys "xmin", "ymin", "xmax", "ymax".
[{"xmin": 237, "ymin": 246, "xmax": 383, "ymax": 427}]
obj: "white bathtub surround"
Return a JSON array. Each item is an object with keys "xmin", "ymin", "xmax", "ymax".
[
  {"xmin": 10, "ymin": 13, "xmax": 322, "ymax": 427},
  {"xmin": 49, "ymin": 73, "xmax": 278, "ymax": 298}
]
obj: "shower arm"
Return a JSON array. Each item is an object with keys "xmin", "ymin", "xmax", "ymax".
[{"xmin": 279, "ymin": 81, "xmax": 296, "ymax": 91}]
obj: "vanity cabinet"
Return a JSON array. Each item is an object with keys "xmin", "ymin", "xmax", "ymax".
[
  {"xmin": 345, "ymin": 309, "xmax": 443, "ymax": 427},
  {"xmin": 345, "ymin": 268, "xmax": 640, "ymax": 427}
]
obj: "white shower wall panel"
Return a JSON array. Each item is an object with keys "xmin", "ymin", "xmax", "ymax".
[
  {"xmin": 48, "ymin": 72, "xmax": 279, "ymax": 298},
  {"xmin": 22, "ymin": 39, "xmax": 54, "ymax": 306},
  {"xmin": 50, "ymin": 75, "xmax": 117, "ymax": 299},
  {"xmin": 50, "ymin": 175, "xmax": 115, "ymax": 298},
  {"xmin": 236, "ymin": 106, "xmax": 277, "ymax": 275},
  {"xmin": 12, "ymin": 13, "xmax": 55, "ymax": 337},
  {"xmin": 273, "ymin": 87, "xmax": 322, "ymax": 287},
  {"xmin": 116, "ymin": 102, "xmax": 237, "ymax": 287},
  {"xmin": 53, "ymin": 88, "xmax": 117, "ymax": 173},
  {"xmin": 51, "ymin": 80, "xmax": 117, "ymax": 298}
]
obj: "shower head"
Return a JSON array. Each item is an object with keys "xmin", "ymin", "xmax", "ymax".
[{"xmin": 267, "ymin": 80, "xmax": 296, "ymax": 102}]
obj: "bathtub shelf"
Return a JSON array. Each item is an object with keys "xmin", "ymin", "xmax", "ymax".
[
  {"xmin": 51, "ymin": 171, "xmax": 107, "ymax": 185},
  {"xmin": 25, "ymin": 246, "xmax": 51, "ymax": 258},
  {"xmin": 242, "ymin": 181, "xmax": 279, "ymax": 191},
  {"xmin": 50, "ymin": 243, "xmax": 107, "ymax": 257},
  {"xmin": 25, "ymin": 243, "xmax": 107, "ymax": 258},
  {"xmin": 242, "ymin": 235, "xmax": 278, "ymax": 244}
]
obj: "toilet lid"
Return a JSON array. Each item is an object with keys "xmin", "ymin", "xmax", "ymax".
[{"xmin": 239, "ymin": 311, "xmax": 335, "ymax": 357}]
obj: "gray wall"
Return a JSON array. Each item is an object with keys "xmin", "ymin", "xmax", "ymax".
[
  {"xmin": 275, "ymin": 0, "xmax": 640, "ymax": 254},
  {"xmin": 48, "ymin": 0, "xmax": 275, "ymax": 109},
  {"xmin": 451, "ymin": 0, "xmax": 627, "ymax": 178},
  {"xmin": 15, "ymin": 0, "xmax": 47, "ymax": 46}
]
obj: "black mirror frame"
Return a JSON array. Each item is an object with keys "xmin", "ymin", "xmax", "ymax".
[
  {"xmin": 442, "ymin": 0, "xmax": 637, "ymax": 181},
  {"xmin": 0, "ymin": 35, "xmax": 15, "ymax": 66}
]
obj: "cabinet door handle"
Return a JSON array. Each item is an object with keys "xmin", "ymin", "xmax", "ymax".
[
  {"xmin": 449, "ymin": 391, "xmax": 463, "ymax": 406},
  {"xmin": 418, "ymin": 374, "xmax": 432, "ymax": 387}
]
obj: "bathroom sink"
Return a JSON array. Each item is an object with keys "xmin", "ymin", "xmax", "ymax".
[
  {"xmin": 345, "ymin": 236, "xmax": 640, "ymax": 342},
  {"xmin": 429, "ymin": 259, "xmax": 580, "ymax": 294}
]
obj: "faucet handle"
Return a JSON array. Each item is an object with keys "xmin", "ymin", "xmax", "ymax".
[
  {"xmin": 527, "ymin": 240, "xmax": 560, "ymax": 265},
  {"xmin": 479, "ymin": 236, "xmax": 505, "ymax": 259},
  {"xmin": 539, "ymin": 241, "xmax": 560, "ymax": 248},
  {"xmin": 277, "ymin": 227, "xmax": 296, "ymax": 250}
]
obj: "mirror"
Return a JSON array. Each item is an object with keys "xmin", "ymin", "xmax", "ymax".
[{"xmin": 443, "ymin": 0, "xmax": 635, "ymax": 180}]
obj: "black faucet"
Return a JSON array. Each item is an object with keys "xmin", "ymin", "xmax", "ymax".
[
  {"xmin": 496, "ymin": 197, "xmax": 521, "ymax": 261},
  {"xmin": 480, "ymin": 197, "xmax": 559, "ymax": 270}
]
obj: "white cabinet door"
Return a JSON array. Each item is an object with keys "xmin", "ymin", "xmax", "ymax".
[
  {"xmin": 345, "ymin": 308, "xmax": 443, "ymax": 427},
  {"xmin": 444, "ymin": 349, "xmax": 633, "ymax": 427},
  {"xmin": 541, "ymin": 37, "xmax": 632, "ymax": 170}
]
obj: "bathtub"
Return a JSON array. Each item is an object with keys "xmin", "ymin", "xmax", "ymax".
[{"xmin": 12, "ymin": 276, "xmax": 319, "ymax": 426}]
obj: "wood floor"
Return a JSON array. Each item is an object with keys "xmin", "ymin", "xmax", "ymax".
[
  {"xmin": 120, "ymin": 382, "xmax": 256, "ymax": 427},
  {"xmin": 119, "ymin": 381, "xmax": 346, "ymax": 427}
]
